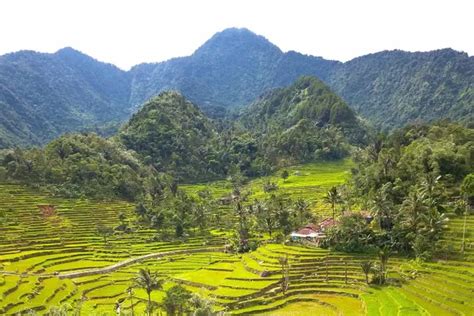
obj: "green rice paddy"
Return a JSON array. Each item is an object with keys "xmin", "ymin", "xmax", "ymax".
[{"xmin": 0, "ymin": 159, "xmax": 472, "ymax": 315}]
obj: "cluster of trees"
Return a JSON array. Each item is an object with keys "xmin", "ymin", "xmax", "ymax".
[
  {"xmin": 119, "ymin": 78, "xmax": 367, "ymax": 181},
  {"xmin": 238, "ymin": 77, "xmax": 367, "ymax": 168},
  {"xmin": 0, "ymin": 133, "xmax": 145, "ymax": 200},
  {"xmin": 133, "ymin": 174, "xmax": 217, "ymax": 239},
  {"xmin": 322, "ymin": 122, "xmax": 473, "ymax": 260},
  {"xmin": 226, "ymin": 180, "xmax": 315, "ymax": 253},
  {"xmin": 126, "ymin": 171, "xmax": 316, "ymax": 247},
  {"xmin": 1, "ymin": 78, "xmax": 366, "ymax": 197}
]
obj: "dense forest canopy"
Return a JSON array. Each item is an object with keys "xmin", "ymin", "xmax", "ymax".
[
  {"xmin": 0, "ymin": 76, "xmax": 367, "ymax": 197},
  {"xmin": 328, "ymin": 49, "xmax": 474, "ymax": 130},
  {"xmin": 0, "ymin": 48, "xmax": 131, "ymax": 147},
  {"xmin": 119, "ymin": 92, "xmax": 220, "ymax": 181},
  {"xmin": 0, "ymin": 28, "xmax": 472, "ymax": 147},
  {"xmin": 0, "ymin": 133, "xmax": 145, "ymax": 200},
  {"xmin": 321, "ymin": 121, "xmax": 473, "ymax": 258},
  {"xmin": 116, "ymin": 78, "xmax": 366, "ymax": 181}
]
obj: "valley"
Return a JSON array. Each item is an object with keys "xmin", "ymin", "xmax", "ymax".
[
  {"xmin": 0, "ymin": 158, "xmax": 472, "ymax": 315},
  {"xmin": 0, "ymin": 13, "xmax": 472, "ymax": 316}
]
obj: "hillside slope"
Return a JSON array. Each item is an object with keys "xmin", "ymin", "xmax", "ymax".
[
  {"xmin": 119, "ymin": 91, "xmax": 220, "ymax": 181},
  {"xmin": 327, "ymin": 49, "xmax": 474, "ymax": 130},
  {"xmin": 0, "ymin": 28, "xmax": 472, "ymax": 147},
  {"xmin": 240, "ymin": 76, "xmax": 360, "ymax": 133},
  {"xmin": 238, "ymin": 76, "xmax": 367, "ymax": 164},
  {"xmin": 128, "ymin": 28, "xmax": 338, "ymax": 112},
  {"xmin": 130, "ymin": 28, "xmax": 473, "ymax": 129},
  {"xmin": 0, "ymin": 48, "xmax": 131, "ymax": 147}
]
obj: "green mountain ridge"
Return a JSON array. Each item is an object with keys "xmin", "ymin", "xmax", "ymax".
[
  {"xmin": 241, "ymin": 76, "xmax": 360, "ymax": 131},
  {"xmin": 119, "ymin": 91, "xmax": 220, "ymax": 181},
  {"xmin": 0, "ymin": 28, "xmax": 472, "ymax": 147},
  {"xmin": 128, "ymin": 28, "xmax": 339, "ymax": 111},
  {"xmin": 0, "ymin": 48, "xmax": 131, "ymax": 147},
  {"xmin": 0, "ymin": 77, "xmax": 366, "ymax": 194},
  {"xmin": 328, "ymin": 48, "xmax": 474, "ymax": 130},
  {"xmin": 239, "ymin": 76, "xmax": 366, "ymax": 165}
]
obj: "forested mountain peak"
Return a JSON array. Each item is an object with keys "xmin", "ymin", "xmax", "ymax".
[
  {"xmin": 127, "ymin": 27, "xmax": 338, "ymax": 112},
  {"xmin": 237, "ymin": 76, "xmax": 367, "ymax": 165},
  {"xmin": 193, "ymin": 27, "xmax": 282, "ymax": 58},
  {"xmin": 55, "ymin": 46, "xmax": 88, "ymax": 57},
  {"xmin": 119, "ymin": 91, "xmax": 219, "ymax": 180},
  {"xmin": 0, "ymin": 28, "xmax": 472, "ymax": 148},
  {"xmin": 241, "ymin": 76, "xmax": 359, "ymax": 131}
]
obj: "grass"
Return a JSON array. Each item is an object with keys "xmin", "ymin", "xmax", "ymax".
[
  {"xmin": 182, "ymin": 159, "xmax": 354, "ymax": 217},
  {"xmin": 0, "ymin": 159, "xmax": 473, "ymax": 315}
]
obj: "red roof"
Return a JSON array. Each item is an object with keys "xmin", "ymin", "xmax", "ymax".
[
  {"xmin": 319, "ymin": 218, "xmax": 337, "ymax": 229},
  {"xmin": 293, "ymin": 220, "xmax": 337, "ymax": 236},
  {"xmin": 296, "ymin": 227, "xmax": 318, "ymax": 235},
  {"xmin": 304, "ymin": 223, "xmax": 319, "ymax": 230}
]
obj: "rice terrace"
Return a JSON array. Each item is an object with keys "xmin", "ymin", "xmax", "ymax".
[
  {"xmin": 0, "ymin": 159, "xmax": 472, "ymax": 315},
  {"xmin": 0, "ymin": 1, "xmax": 473, "ymax": 315}
]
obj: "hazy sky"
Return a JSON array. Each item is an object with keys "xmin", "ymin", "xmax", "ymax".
[{"xmin": 0, "ymin": 0, "xmax": 472, "ymax": 70}]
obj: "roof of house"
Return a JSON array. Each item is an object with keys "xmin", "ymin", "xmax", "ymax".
[
  {"xmin": 291, "ymin": 218, "xmax": 338, "ymax": 237},
  {"xmin": 295, "ymin": 227, "xmax": 317, "ymax": 236},
  {"xmin": 304, "ymin": 223, "xmax": 319, "ymax": 230},
  {"xmin": 319, "ymin": 218, "xmax": 337, "ymax": 228}
]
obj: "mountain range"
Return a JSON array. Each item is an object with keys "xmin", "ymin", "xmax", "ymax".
[{"xmin": 0, "ymin": 27, "xmax": 472, "ymax": 148}]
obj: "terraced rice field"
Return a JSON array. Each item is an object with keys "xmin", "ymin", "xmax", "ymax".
[
  {"xmin": 0, "ymin": 158, "xmax": 472, "ymax": 315},
  {"xmin": 0, "ymin": 184, "xmax": 228, "ymax": 314},
  {"xmin": 182, "ymin": 159, "xmax": 354, "ymax": 216}
]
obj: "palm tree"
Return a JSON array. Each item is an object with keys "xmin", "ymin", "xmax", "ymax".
[
  {"xmin": 421, "ymin": 173, "xmax": 441, "ymax": 200},
  {"xmin": 279, "ymin": 256, "xmax": 290, "ymax": 293},
  {"xmin": 370, "ymin": 188, "xmax": 394, "ymax": 231},
  {"xmin": 294, "ymin": 198, "xmax": 311, "ymax": 227},
  {"xmin": 360, "ymin": 261, "xmax": 373, "ymax": 284},
  {"xmin": 324, "ymin": 186, "xmax": 342, "ymax": 219},
  {"xmin": 378, "ymin": 246, "xmax": 391, "ymax": 285},
  {"xmin": 400, "ymin": 188, "xmax": 428, "ymax": 236},
  {"xmin": 135, "ymin": 268, "xmax": 163, "ymax": 316}
]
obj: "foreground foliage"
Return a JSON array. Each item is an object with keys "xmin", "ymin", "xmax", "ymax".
[{"xmin": 323, "ymin": 122, "xmax": 473, "ymax": 260}]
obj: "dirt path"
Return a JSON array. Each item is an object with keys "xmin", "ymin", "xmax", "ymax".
[
  {"xmin": 0, "ymin": 247, "xmax": 224, "ymax": 279},
  {"xmin": 59, "ymin": 246, "xmax": 224, "ymax": 279}
]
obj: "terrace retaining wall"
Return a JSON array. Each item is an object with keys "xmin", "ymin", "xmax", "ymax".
[{"xmin": 58, "ymin": 247, "xmax": 224, "ymax": 279}]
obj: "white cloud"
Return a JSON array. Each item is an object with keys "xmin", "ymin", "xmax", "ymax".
[{"xmin": 0, "ymin": 0, "xmax": 472, "ymax": 69}]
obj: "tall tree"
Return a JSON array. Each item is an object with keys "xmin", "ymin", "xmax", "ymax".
[
  {"xmin": 324, "ymin": 186, "xmax": 342, "ymax": 219},
  {"xmin": 377, "ymin": 246, "xmax": 391, "ymax": 285},
  {"xmin": 135, "ymin": 268, "xmax": 163, "ymax": 316},
  {"xmin": 163, "ymin": 285, "xmax": 192, "ymax": 316},
  {"xmin": 360, "ymin": 261, "xmax": 373, "ymax": 284},
  {"xmin": 254, "ymin": 199, "xmax": 277, "ymax": 237},
  {"xmin": 400, "ymin": 188, "xmax": 428, "ymax": 237},
  {"xmin": 294, "ymin": 198, "xmax": 312, "ymax": 228},
  {"xmin": 96, "ymin": 225, "xmax": 114, "ymax": 246},
  {"xmin": 370, "ymin": 185, "xmax": 395, "ymax": 231}
]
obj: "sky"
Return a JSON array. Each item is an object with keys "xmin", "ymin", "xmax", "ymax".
[{"xmin": 0, "ymin": 0, "xmax": 472, "ymax": 70}]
